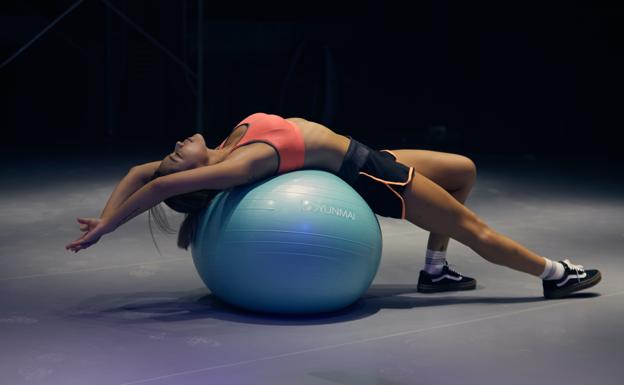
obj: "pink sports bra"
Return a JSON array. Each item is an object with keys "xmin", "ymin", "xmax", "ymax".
[{"xmin": 216, "ymin": 112, "xmax": 305, "ymax": 174}]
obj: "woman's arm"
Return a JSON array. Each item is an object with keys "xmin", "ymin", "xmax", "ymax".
[
  {"xmin": 102, "ymin": 180, "xmax": 167, "ymax": 230},
  {"xmin": 156, "ymin": 158, "xmax": 252, "ymax": 198},
  {"xmin": 66, "ymin": 179, "xmax": 167, "ymax": 252},
  {"xmin": 65, "ymin": 158, "xmax": 251, "ymax": 252},
  {"xmin": 105, "ymin": 159, "xmax": 251, "ymax": 229},
  {"xmin": 130, "ymin": 161, "xmax": 161, "ymax": 183},
  {"xmin": 99, "ymin": 168, "xmax": 146, "ymax": 219},
  {"xmin": 99, "ymin": 161, "xmax": 160, "ymax": 219}
]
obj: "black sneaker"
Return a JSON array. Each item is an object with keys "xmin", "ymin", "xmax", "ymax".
[
  {"xmin": 417, "ymin": 262, "xmax": 477, "ymax": 293},
  {"xmin": 543, "ymin": 259, "xmax": 602, "ymax": 299}
]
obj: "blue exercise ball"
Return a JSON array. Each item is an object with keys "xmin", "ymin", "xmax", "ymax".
[{"xmin": 191, "ymin": 170, "xmax": 382, "ymax": 314}]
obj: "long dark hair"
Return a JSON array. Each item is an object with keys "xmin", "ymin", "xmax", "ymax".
[{"xmin": 147, "ymin": 170, "xmax": 221, "ymax": 250}]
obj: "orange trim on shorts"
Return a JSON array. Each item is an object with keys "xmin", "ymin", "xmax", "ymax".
[
  {"xmin": 379, "ymin": 149, "xmax": 398, "ymax": 159},
  {"xmin": 358, "ymin": 148, "xmax": 415, "ymax": 219},
  {"xmin": 379, "ymin": 149, "xmax": 414, "ymax": 218},
  {"xmin": 358, "ymin": 166, "xmax": 414, "ymax": 220}
]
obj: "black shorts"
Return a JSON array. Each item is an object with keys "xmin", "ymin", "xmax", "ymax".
[{"xmin": 336, "ymin": 136, "xmax": 415, "ymax": 219}]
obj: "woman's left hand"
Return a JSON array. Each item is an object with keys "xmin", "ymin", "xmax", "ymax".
[{"xmin": 65, "ymin": 218, "xmax": 114, "ymax": 253}]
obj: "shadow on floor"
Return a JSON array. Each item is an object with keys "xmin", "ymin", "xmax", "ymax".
[{"xmin": 63, "ymin": 284, "xmax": 600, "ymax": 326}]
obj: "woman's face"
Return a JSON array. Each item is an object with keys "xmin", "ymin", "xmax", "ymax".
[{"xmin": 160, "ymin": 133, "xmax": 209, "ymax": 173}]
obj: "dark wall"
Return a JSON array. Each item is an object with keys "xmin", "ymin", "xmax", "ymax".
[{"xmin": 1, "ymin": 0, "xmax": 622, "ymax": 159}]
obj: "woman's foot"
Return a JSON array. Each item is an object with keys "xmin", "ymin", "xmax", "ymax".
[
  {"xmin": 542, "ymin": 259, "xmax": 602, "ymax": 299},
  {"xmin": 417, "ymin": 262, "xmax": 477, "ymax": 293}
]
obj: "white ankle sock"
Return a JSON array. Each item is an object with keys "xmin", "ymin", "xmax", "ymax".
[
  {"xmin": 424, "ymin": 249, "xmax": 447, "ymax": 275},
  {"xmin": 539, "ymin": 257, "xmax": 565, "ymax": 280}
]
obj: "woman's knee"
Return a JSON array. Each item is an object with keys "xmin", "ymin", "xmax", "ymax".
[
  {"xmin": 440, "ymin": 154, "xmax": 478, "ymax": 193},
  {"xmin": 458, "ymin": 156, "xmax": 478, "ymax": 186},
  {"xmin": 403, "ymin": 172, "xmax": 483, "ymax": 237}
]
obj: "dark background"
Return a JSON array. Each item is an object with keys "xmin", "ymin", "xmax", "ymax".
[{"xmin": 1, "ymin": 0, "xmax": 622, "ymax": 162}]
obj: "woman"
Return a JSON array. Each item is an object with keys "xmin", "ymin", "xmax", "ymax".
[{"xmin": 65, "ymin": 112, "xmax": 601, "ymax": 299}]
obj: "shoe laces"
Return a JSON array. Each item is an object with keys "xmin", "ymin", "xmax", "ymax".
[
  {"xmin": 562, "ymin": 258, "xmax": 585, "ymax": 283},
  {"xmin": 444, "ymin": 261, "xmax": 462, "ymax": 277}
]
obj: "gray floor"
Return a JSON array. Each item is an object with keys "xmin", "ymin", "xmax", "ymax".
[{"xmin": 1, "ymin": 150, "xmax": 623, "ymax": 385}]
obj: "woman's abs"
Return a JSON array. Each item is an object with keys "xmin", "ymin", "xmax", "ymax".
[{"xmin": 286, "ymin": 118, "xmax": 351, "ymax": 173}]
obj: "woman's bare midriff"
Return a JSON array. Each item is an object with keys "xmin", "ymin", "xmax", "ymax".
[
  {"xmin": 220, "ymin": 117, "xmax": 351, "ymax": 174},
  {"xmin": 286, "ymin": 118, "xmax": 351, "ymax": 173}
]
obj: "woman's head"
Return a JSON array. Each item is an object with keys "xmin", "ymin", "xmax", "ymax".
[
  {"xmin": 157, "ymin": 133, "xmax": 212, "ymax": 174},
  {"xmin": 148, "ymin": 133, "xmax": 224, "ymax": 250}
]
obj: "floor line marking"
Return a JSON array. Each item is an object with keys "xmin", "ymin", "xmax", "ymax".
[{"xmin": 118, "ymin": 290, "xmax": 624, "ymax": 385}]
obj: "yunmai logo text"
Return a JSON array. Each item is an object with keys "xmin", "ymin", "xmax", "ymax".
[{"xmin": 301, "ymin": 200, "xmax": 355, "ymax": 220}]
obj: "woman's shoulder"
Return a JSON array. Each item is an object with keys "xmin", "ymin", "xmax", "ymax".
[{"xmin": 223, "ymin": 142, "xmax": 280, "ymax": 182}]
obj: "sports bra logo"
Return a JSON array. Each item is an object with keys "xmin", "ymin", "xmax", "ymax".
[{"xmin": 301, "ymin": 200, "xmax": 355, "ymax": 220}]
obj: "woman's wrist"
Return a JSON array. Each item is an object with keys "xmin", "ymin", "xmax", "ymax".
[{"xmin": 98, "ymin": 217, "xmax": 116, "ymax": 234}]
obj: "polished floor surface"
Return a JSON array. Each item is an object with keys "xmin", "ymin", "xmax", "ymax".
[{"xmin": 1, "ymin": 149, "xmax": 622, "ymax": 385}]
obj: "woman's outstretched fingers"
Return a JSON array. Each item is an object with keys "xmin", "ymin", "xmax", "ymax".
[{"xmin": 66, "ymin": 219, "xmax": 113, "ymax": 252}]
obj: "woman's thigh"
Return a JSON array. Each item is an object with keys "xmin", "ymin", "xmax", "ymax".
[
  {"xmin": 387, "ymin": 149, "xmax": 476, "ymax": 192},
  {"xmin": 401, "ymin": 170, "xmax": 487, "ymax": 246}
]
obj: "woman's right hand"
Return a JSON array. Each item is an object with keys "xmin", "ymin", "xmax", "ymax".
[
  {"xmin": 77, "ymin": 217, "xmax": 101, "ymax": 233},
  {"xmin": 66, "ymin": 217, "xmax": 113, "ymax": 253}
]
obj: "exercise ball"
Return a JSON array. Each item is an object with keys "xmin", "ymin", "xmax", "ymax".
[{"xmin": 191, "ymin": 170, "xmax": 382, "ymax": 314}]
